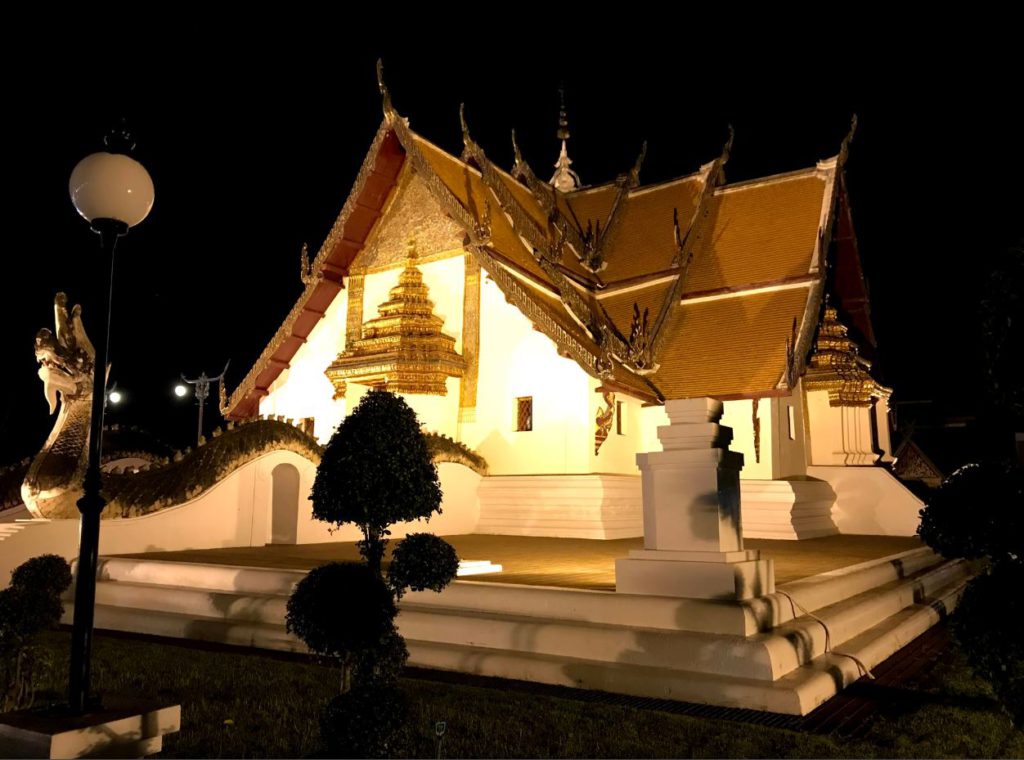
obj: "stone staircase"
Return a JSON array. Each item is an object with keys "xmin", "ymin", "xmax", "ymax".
[{"xmin": 65, "ymin": 546, "xmax": 976, "ymax": 715}]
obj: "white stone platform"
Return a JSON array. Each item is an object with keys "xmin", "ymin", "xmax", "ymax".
[
  {"xmin": 63, "ymin": 544, "xmax": 976, "ymax": 716},
  {"xmin": 741, "ymin": 479, "xmax": 839, "ymax": 540}
]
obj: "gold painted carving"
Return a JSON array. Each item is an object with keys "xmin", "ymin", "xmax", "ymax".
[
  {"xmin": 595, "ymin": 390, "xmax": 615, "ymax": 455},
  {"xmin": 459, "ymin": 253, "xmax": 481, "ymax": 413},
  {"xmin": 345, "ymin": 274, "xmax": 365, "ymax": 349},
  {"xmin": 752, "ymin": 397, "xmax": 761, "ymax": 463},
  {"xmin": 803, "ymin": 303, "xmax": 890, "ymax": 407},
  {"xmin": 326, "ymin": 242, "xmax": 465, "ymax": 396}
]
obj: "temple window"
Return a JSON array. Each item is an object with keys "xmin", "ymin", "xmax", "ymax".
[
  {"xmin": 788, "ymin": 405, "xmax": 796, "ymax": 440},
  {"xmin": 616, "ymin": 401, "xmax": 625, "ymax": 435},
  {"xmin": 515, "ymin": 397, "xmax": 533, "ymax": 432}
]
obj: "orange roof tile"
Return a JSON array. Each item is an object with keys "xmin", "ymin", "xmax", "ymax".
[
  {"xmin": 600, "ymin": 176, "xmax": 704, "ymax": 283},
  {"xmin": 683, "ymin": 174, "xmax": 826, "ymax": 295},
  {"xmin": 650, "ymin": 286, "xmax": 812, "ymax": 399}
]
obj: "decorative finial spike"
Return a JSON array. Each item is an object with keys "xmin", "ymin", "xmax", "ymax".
[
  {"xmin": 459, "ymin": 103, "xmax": 470, "ymax": 145},
  {"xmin": 557, "ymin": 86, "xmax": 570, "ymax": 141},
  {"xmin": 376, "ymin": 59, "xmax": 395, "ymax": 121},
  {"xmin": 550, "ymin": 88, "xmax": 581, "ymax": 191},
  {"xmin": 838, "ymin": 114, "xmax": 858, "ymax": 166},
  {"xmin": 628, "ymin": 141, "xmax": 648, "ymax": 187}
]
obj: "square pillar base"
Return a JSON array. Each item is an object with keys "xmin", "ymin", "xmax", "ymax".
[{"xmin": 616, "ymin": 550, "xmax": 775, "ymax": 600}]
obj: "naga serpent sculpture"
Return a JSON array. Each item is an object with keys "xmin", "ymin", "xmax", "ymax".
[{"xmin": 20, "ymin": 294, "xmax": 487, "ymax": 521}]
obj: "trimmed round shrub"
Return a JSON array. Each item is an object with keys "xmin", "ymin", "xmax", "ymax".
[
  {"xmin": 320, "ymin": 683, "xmax": 408, "ymax": 758},
  {"xmin": 388, "ymin": 533, "xmax": 459, "ymax": 599},
  {"xmin": 918, "ymin": 460, "xmax": 1023, "ymax": 568},
  {"xmin": 285, "ymin": 563, "xmax": 396, "ymax": 658},
  {"xmin": 311, "ymin": 390, "xmax": 442, "ymax": 571},
  {"xmin": 10, "ymin": 554, "xmax": 72, "ymax": 597},
  {"xmin": 352, "ymin": 625, "xmax": 409, "ymax": 686}
]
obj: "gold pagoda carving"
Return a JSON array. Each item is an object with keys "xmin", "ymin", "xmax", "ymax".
[
  {"xmin": 803, "ymin": 302, "xmax": 890, "ymax": 407},
  {"xmin": 326, "ymin": 242, "xmax": 465, "ymax": 397}
]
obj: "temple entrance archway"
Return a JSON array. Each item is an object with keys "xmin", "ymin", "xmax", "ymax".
[{"xmin": 270, "ymin": 463, "xmax": 300, "ymax": 545}]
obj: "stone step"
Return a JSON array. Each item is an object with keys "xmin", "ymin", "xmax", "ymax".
[
  {"xmin": 77, "ymin": 551, "xmax": 964, "ymax": 684},
  {"xmin": 402, "ymin": 572, "xmax": 970, "ymax": 716}
]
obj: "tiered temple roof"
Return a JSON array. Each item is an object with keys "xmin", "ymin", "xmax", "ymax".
[{"xmin": 222, "ymin": 71, "xmax": 878, "ymax": 419}]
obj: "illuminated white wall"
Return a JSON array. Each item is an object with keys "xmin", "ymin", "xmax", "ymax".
[
  {"xmin": 259, "ymin": 287, "xmax": 348, "ymax": 443},
  {"xmin": 721, "ymin": 399, "xmax": 770, "ymax": 480},
  {"xmin": 459, "ymin": 277, "xmax": 593, "ymax": 474}
]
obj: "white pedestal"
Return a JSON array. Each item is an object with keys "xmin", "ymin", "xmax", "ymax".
[
  {"xmin": 616, "ymin": 398, "xmax": 775, "ymax": 600},
  {"xmin": 0, "ymin": 700, "xmax": 180, "ymax": 759}
]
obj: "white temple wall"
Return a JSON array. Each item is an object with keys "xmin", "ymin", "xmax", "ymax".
[
  {"xmin": 721, "ymin": 399, "xmax": 771, "ymax": 480},
  {"xmin": 805, "ymin": 389, "xmax": 880, "ymax": 466},
  {"xmin": 461, "ymin": 277, "xmax": 591, "ymax": 475},
  {"xmin": 259, "ymin": 289, "xmax": 348, "ymax": 443},
  {"xmin": 772, "ymin": 389, "xmax": 809, "ymax": 478}
]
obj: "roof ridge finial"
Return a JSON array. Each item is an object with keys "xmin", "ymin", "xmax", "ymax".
[
  {"xmin": 550, "ymin": 86, "xmax": 581, "ymax": 192},
  {"xmin": 838, "ymin": 114, "xmax": 858, "ymax": 167},
  {"xmin": 376, "ymin": 58, "xmax": 396, "ymax": 122}
]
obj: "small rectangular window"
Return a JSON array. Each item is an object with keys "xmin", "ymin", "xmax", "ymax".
[
  {"xmin": 787, "ymin": 405, "xmax": 796, "ymax": 441},
  {"xmin": 515, "ymin": 396, "xmax": 533, "ymax": 432},
  {"xmin": 616, "ymin": 401, "xmax": 625, "ymax": 435}
]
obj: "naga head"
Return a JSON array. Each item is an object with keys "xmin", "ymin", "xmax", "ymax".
[{"xmin": 35, "ymin": 293, "xmax": 95, "ymax": 414}]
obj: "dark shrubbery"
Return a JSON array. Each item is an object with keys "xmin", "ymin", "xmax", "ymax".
[
  {"xmin": 388, "ymin": 533, "xmax": 459, "ymax": 599},
  {"xmin": 285, "ymin": 563, "xmax": 396, "ymax": 659},
  {"xmin": 297, "ymin": 390, "xmax": 462, "ymax": 755},
  {"xmin": 919, "ymin": 460, "xmax": 1024, "ymax": 726},
  {"xmin": 1, "ymin": 554, "xmax": 73, "ymax": 710},
  {"xmin": 311, "ymin": 389, "xmax": 442, "ymax": 573},
  {"xmin": 320, "ymin": 683, "xmax": 409, "ymax": 758},
  {"xmin": 918, "ymin": 461, "xmax": 1023, "ymax": 568}
]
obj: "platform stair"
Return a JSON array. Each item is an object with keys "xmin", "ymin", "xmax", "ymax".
[{"xmin": 64, "ymin": 546, "xmax": 977, "ymax": 715}]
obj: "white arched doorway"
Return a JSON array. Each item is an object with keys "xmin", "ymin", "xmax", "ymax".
[{"xmin": 270, "ymin": 463, "xmax": 301, "ymax": 544}]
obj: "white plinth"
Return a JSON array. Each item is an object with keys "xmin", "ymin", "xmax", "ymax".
[
  {"xmin": 616, "ymin": 397, "xmax": 776, "ymax": 600},
  {"xmin": 0, "ymin": 700, "xmax": 180, "ymax": 759}
]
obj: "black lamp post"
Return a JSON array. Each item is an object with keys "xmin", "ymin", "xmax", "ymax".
[{"xmin": 67, "ymin": 127, "xmax": 154, "ymax": 713}]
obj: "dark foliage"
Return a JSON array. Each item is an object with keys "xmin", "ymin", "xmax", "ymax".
[
  {"xmin": 1, "ymin": 555, "xmax": 72, "ymax": 710},
  {"xmin": 311, "ymin": 389, "xmax": 442, "ymax": 572},
  {"xmin": 952, "ymin": 566, "xmax": 1024, "ymax": 727},
  {"xmin": 388, "ymin": 533, "xmax": 459, "ymax": 599},
  {"xmin": 285, "ymin": 563, "xmax": 396, "ymax": 659},
  {"xmin": 10, "ymin": 554, "xmax": 74, "ymax": 599},
  {"xmin": 918, "ymin": 461, "xmax": 1024, "ymax": 569},
  {"xmin": 351, "ymin": 625, "xmax": 409, "ymax": 686},
  {"xmin": 320, "ymin": 683, "xmax": 409, "ymax": 758}
]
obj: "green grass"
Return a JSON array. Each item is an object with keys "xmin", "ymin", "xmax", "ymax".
[{"xmin": 27, "ymin": 629, "xmax": 1024, "ymax": 759}]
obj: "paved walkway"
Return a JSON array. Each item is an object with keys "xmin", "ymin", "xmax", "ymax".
[{"xmin": 119, "ymin": 533, "xmax": 923, "ymax": 588}]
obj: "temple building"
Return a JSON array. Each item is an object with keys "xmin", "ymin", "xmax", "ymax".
[{"xmin": 219, "ymin": 78, "xmax": 919, "ymax": 542}]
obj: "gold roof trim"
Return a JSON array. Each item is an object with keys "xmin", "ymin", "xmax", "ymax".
[{"xmin": 220, "ymin": 120, "xmax": 395, "ymax": 417}]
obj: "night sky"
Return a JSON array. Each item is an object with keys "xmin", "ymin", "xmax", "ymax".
[{"xmin": 3, "ymin": 39, "xmax": 1021, "ymax": 464}]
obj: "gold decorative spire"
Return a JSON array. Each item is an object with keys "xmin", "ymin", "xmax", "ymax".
[
  {"xmin": 550, "ymin": 88, "xmax": 581, "ymax": 192},
  {"xmin": 803, "ymin": 300, "xmax": 889, "ymax": 407},
  {"xmin": 326, "ymin": 240, "xmax": 465, "ymax": 396}
]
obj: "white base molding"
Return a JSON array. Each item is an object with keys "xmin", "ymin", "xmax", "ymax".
[
  {"xmin": 476, "ymin": 474, "xmax": 641, "ymax": 539},
  {"xmin": 615, "ymin": 549, "xmax": 775, "ymax": 600},
  {"xmin": 67, "ymin": 546, "xmax": 976, "ymax": 715},
  {"xmin": 0, "ymin": 699, "xmax": 180, "ymax": 759},
  {"xmin": 741, "ymin": 479, "xmax": 839, "ymax": 540}
]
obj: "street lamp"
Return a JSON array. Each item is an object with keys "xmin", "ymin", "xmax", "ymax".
[
  {"xmin": 179, "ymin": 363, "xmax": 229, "ymax": 445},
  {"xmin": 67, "ymin": 125, "xmax": 154, "ymax": 713}
]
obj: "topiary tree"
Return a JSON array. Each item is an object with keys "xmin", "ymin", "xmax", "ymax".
[
  {"xmin": 311, "ymin": 389, "xmax": 443, "ymax": 575},
  {"xmin": 1, "ymin": 554, "xmax": 73, "ymax": 710}
]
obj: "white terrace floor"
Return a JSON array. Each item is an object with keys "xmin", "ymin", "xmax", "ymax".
[{"xmin": 117, "ymin": 534, "xmax": 925, "ymax": 588}]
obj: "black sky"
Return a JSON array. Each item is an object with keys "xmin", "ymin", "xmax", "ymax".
[{"xmin": 2, "ymin": 33, "xmax": 1021, "ymax": 463}]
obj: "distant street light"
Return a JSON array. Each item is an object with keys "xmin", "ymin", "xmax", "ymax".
[
  {"xmin": 67, "ymin": 123, "xmax": 154, "ymax": 713},
  {"xmin": 106, "ymin": 388, "xmax": 123, "ymax": 405},
  {"xmin": 173, "ymin": 383, "xmax": 188, "ymax": 398},
  {"xmin": 179, "ymin": 362, "xmax": 229, "ymax": 445}
]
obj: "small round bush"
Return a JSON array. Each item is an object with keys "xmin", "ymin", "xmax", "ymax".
[
  {"xmin": 351, "ymin": 625, "xmax": 409, "ymax": 686},
  {"xmin": 286, "ymin": 563, "xmax": 396, "ymax": 658},
  {"xmin": 320, "ymin": 683, "xmax": 408, "ymax": 758},
  {"xmin": 10, "ymin": 554, "xmax": 72, "ymax": 597},
  {"xmin": 388, "ymin": 533, "xmax": 459, "ymax": 598},
  {"xmin": 918, "ymin": 461, "xmax": 1023, "ymax": 568}
]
